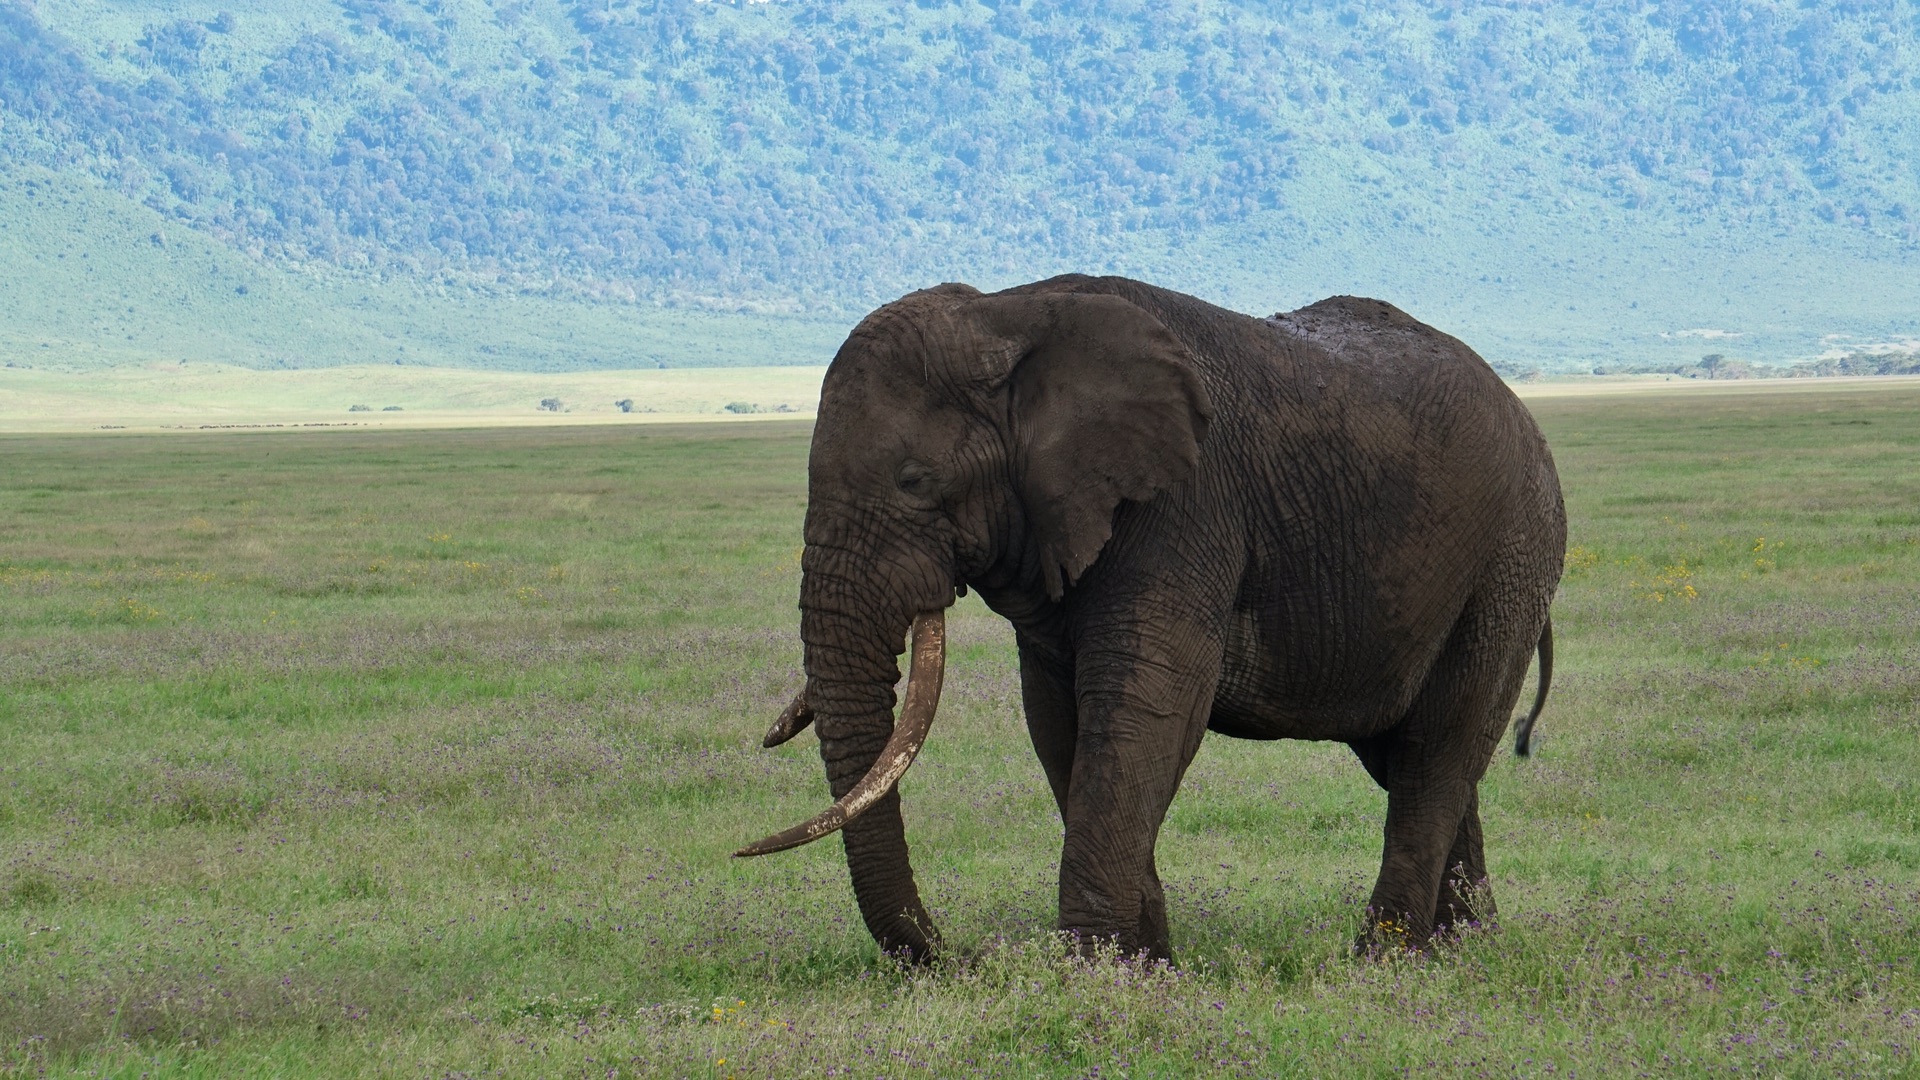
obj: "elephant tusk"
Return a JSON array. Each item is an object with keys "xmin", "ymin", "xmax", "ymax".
[
  {"xmin": 762, "ymin": 688, "xmax": 813, "ymax": 748},
  {"xmin": 734, "ymin": 610, "xmax": 946, "ymax": 858}
]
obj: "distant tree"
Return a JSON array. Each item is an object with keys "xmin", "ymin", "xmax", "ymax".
[
  {"xmin": 137, "ymin": 20, "xmax": 207, "ymax": 76},
  {"xmin": 1488, "ymin": 360, "xmax": 1542, "ymax": 383}
]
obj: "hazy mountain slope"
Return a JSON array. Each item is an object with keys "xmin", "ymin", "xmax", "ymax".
[
  {"xmin": 0, "ymin": 165, "xmax": 844, "ymax": 371},
  {"xmin": 3, "ymin": 0, "xmax": 1917, "ymax": 371}
]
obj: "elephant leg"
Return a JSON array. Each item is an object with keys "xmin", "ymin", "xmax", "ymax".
[
  {"xmin": 1018, "ymin": 637, "xmax": 1078, "ymax": 820},
  {"xmin": 1135, "ymin": 861, "xmax": 1169, "ymax": 956},
  {"xmin": 1356, "ymin": 598, "xmax": 1535, "ymax": 951},
  {"xmin": 1347, "ymin": 744, "xmax": 1494, "ymax": 934},
  {"xmin": 1026, "ymin": 640, "xmax": 1184, "ymax": 953},
  {"xmin": 1056, "ymin": 624, "xmax": 1220, "ymax": 962},
  {"xmin": 1435, "ymin": 790, "xmax": 1493, "ymax": 934}
]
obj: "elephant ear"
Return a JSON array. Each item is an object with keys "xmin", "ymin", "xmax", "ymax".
[{"xmin": 964, "ymin": 292, "xmax": 1214, "ymax": 600}]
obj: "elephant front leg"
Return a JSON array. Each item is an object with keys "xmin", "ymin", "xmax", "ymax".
[
  {"xmin": 1018, "ymin": 638, "xmax": 1078, "ymax": 822},
  {"xmin": 1055, "ymin": 633, "xmax": 1219, "ymax": 962},
  {"xmin": 1134, "ymin": 861, "xmax": 1169, "ymax": 956}
]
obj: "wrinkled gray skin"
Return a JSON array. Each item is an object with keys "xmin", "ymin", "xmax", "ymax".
[{"xmin": 791, "ymin": 275, "xmax": 1564, "ymax": 962}]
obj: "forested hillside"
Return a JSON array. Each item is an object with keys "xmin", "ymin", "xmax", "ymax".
[{"xmin": 4, "ymin": 0, "xmax": 1919, "ymax": 371}]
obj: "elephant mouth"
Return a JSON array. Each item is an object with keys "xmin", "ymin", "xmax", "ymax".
[{"xmin": 734, "ymin": 609, "xmax": 947, "ymax": 857}]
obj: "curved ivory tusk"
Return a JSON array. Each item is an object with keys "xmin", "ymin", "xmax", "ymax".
[
  {"xmin": 762, "ymin": 688, "xmax": 813, "ymax": 748},
  {"xmin": 734, "ymin": 610, "xmax": 946, "ymax": 858}
]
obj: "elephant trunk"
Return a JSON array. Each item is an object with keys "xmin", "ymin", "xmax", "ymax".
[{"xmin": 737, "ymin": 545, "xmax": 952, "ymax": 960}]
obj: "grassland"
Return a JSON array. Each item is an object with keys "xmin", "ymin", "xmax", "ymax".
[
  {"xmin": 2, "ymin": 385, "xmax": 1918, "ymax": 1076},
  {"xmin": 0, "ymin": 362, "xmax": 830, "ymax": 432}
]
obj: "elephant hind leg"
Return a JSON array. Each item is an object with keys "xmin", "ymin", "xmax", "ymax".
[
  {"xmin": 1435, "ymin": 789, "xmax": 1493, "ymax": 934},
  {"xmin": 1352, "ymin": 595, "xmax": 1540, "ymax": 951},
  {"xmin": 1347, "ymin": 744, "xmax": 1493, "ymax": 936}
]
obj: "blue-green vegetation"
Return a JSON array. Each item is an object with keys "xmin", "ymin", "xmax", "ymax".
[{"xmin": 3, "ymin": 0, "xmax": 1918, "ymax": 371}]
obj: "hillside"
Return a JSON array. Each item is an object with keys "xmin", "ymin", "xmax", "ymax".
[
  {"xmin": 3, "ymin": 0, "xmax": 1919, "ymax": 372},
  {"xmin": 0, "ymin": 165, "xmax": 844, "ymax": 371}
]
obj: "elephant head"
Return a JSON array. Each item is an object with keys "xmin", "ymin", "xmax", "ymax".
[{"xmin": 736, "ymin": 281, "xmax": 1213, "ymax": 960}]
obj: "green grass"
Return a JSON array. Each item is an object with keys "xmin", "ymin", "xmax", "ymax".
[{"xmin": 2, "ymin": 387, "xmax": 1918, "ymax": 1076}]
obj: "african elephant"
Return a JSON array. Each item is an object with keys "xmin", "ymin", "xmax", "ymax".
[{"xmin": 738, "ymin": 274, "xmax": 1564, "ymax": 962}]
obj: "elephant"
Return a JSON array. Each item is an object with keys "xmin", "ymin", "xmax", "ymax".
[{"xmin": 737, "ymin": 274, "xmax": 1564, "ymax": 963}]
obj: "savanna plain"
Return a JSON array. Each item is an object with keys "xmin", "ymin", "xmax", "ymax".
[{"xmin": 2, "ymin": 383, "xmax": 1918, "ymax": 1077}]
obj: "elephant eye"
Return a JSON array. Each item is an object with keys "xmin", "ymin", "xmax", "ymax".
[{"xmin": 897, "ymin": 462, "xmax": 940, "ymax": 500}]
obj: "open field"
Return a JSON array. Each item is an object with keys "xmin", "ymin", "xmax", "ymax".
[
  {"xmin": 0, "ymin": 363, "xmax": 830, "ymax": 433},
  {"xmin": 9, "ymin": 355, "xmax": 1920, "ymax": 435},
  {"xmin": 1517, "ymin": 373, "xmax": 1920, "ymax": 399},
  {"xmin": 2, "ymin": 386, "xmax": 1918, "ymax": 1076}
]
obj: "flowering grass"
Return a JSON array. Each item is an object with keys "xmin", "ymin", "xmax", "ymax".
[{"xmin": 2, "ymin": 385, "xmax": 1918, "ymax": 1077}]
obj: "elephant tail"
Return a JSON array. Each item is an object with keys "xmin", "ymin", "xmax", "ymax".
[{"xmin": 1512, "ymin": 616, "xmax": 1554, "ymax": 758}]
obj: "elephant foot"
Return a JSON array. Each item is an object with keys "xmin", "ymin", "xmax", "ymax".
[
  {"xmin": 1134, "ymin": 872, "xmax": 1172, "ymax": 962},
  {"xmin": 1354, "ymin": 908, "xmax": 1434, "ymax": 958},
  {"xmin": 1060, "ymin": 874, "xmax": 1173, "ymax": 963},
  {"xmin": 1354, "ymin": 872, "xmax": 1496, "ymax": 957},
  {"xmin": 1061, "ymin": 928, "xmax": 1171, "ymax": 965},
  {"xmin": 1434, "ymin": 864, "xmax": 1496, "ymax": 938}
]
